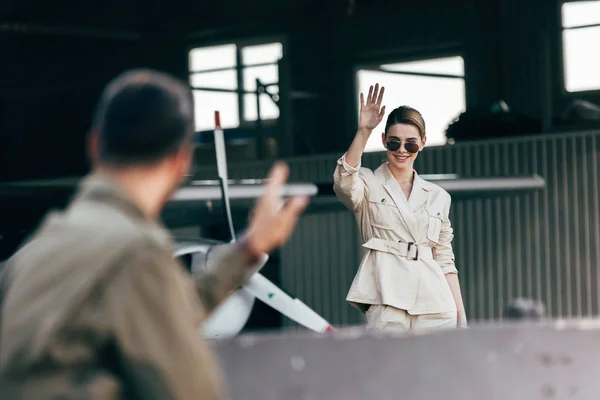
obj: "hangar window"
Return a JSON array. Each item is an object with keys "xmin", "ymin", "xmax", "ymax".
[
  {"xmin": 189, "ymin": 42, "xmax": 283, "ymax": 131},
  {"xmin": 356, "ymin": 56, "xmax": 466, "ymax": 152},
  {"xmin": 562, "ymin": 1, "xmax": 600, "ymax": 92}
]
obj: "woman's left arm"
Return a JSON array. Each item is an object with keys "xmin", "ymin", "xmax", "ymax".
[
  {"xmin": 445, "ymin": 273, "xmax": 467, "ymax": 327},
  {"xmin": 432, "ymin": 197, "xmax": 468, "ymax": 327}
]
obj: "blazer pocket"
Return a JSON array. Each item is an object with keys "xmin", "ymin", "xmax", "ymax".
[
  {"xmin": 426, "ymin": 210, "xmax": 443, "ymax": 243},
  {"xmin": 368, "ymin": 200, "xmax": 398, "ymax": 230}
]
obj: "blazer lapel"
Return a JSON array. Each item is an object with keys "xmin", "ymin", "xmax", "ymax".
[
  {"xmin": 377, "ymin": 165, "xmax": 420, "ymax": 241},
  {"xmin": 408, "ymin": 172, "xmax": 429, "ymax": 213}
]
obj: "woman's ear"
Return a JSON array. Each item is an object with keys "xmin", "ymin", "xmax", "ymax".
[
  {"xmin": 420, "ymin": 136, "xmax": 427, "ymax": 150},
  {"xmin": 88, "ymin": 131, "xmax": 100, "ymax": 166},
  {"xmin": 381, "ymin": 131, "xmax": 386, "ymax": 147}
]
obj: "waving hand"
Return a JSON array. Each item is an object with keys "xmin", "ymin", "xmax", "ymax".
[{"xmin": 359, "ymin": 83, "xmax": 386, "ymax": 131}]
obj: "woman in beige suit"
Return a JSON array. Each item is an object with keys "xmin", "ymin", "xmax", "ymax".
[{"xmin": 333, "ymin": 83, "xmax": 467, "ymax": 332}]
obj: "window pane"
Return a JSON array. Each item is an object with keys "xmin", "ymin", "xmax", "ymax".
[
  {"xmin": 562, "ymin": 1, "xmax": 600, "ymax": 28},
  {"xmin": 189, "ymin": 44, "xmax": 237, "ymax": 72},
  {"xmin": 192, "ymin": 90, "xmax": 239, "ymax": 131},
  {"xmin": 244, "ymin": 93, "xmax": 280, "ymax": 121},
  {"xmin": 563, "ymin": 26, "xmax": 600, "ymax": 92},
  {"xmin": 242, "ymin": 42, "xmax": 283, "ymax": 65},
  {"xmin": 356, "ymin": 70, "xmax": 466, "ymax": 151},
  {"xmin": 382, "ymin": 56, "xmax": 465, "ymax": 77},
  {"xmin": 243, "ymin": 65, "xmax": 279, "ymax": 91},
  {"xmin": 190, "ymin": 70, "xmax": 237, "ymax": 90}
]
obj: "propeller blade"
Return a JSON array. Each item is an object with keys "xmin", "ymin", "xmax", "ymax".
[{"xmin": 243, "ymin": 273, "xmax": 335, "ymax": 333}]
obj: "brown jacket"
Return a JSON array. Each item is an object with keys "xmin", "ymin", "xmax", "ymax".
[{"xmin": 0, "ymin": 175, "xmax": 257, "ymax": 399}]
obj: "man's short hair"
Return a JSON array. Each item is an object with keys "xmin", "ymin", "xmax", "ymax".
[{"xmin": 91, "ymin": 69, "xmax": 195, "ymax": 165}]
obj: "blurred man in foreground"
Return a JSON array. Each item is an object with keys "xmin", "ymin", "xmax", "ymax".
[{"xmin": 0, "ymin": 69, "xmax": 308, "ymax": 399}]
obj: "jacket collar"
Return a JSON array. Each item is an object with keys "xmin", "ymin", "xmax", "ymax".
[
  {"xmin": 375, "ymin": 163, "xmax": 430, "ymax": 241},
  {"xmin": 74, "ymin": 174, "xmax": 149, "ymax": 222}
]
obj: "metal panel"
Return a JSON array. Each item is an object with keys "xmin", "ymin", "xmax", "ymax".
[
  {"xmin": 194, "ymin": 130, "xmax": 600, "ymax": 326},
  {"xmin": 280, "ymin": 211, "xmax": 364, "ymax": 328},
  {"xmin": 214, "ymin": 321, "xmax": 600, "ymax": 400}
]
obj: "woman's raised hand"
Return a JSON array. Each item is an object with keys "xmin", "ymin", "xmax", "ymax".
[{"xmin": 358, "ymin": 83, "xmax": 386, "ymax": 132}]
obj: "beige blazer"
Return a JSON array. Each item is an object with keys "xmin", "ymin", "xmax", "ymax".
[{"xmin": 333, "ymin": 153, "xmax": 458, "ymax": 315}]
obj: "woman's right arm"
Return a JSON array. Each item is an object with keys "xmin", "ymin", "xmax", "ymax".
[
  {"xmin": 333, "ymin": 83, "xmax": 386, "ymax": 212},
  {"xmin": 344, "ymin": 128, "xmax": 372, "ymax": 168}
]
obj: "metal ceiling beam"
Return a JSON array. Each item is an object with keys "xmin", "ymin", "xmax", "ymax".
[{"xmin": 0, "ymin": 22, "xmax": 140, "ymax": 40}]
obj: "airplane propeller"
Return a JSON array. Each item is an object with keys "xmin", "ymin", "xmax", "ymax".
[{"xmin": 199, "ymin": 111, "xmax": 335, "ymax": 339}]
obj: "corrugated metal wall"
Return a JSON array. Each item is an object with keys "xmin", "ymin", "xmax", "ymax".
[{"xmin": 194, "ymin": 130, "xmax": 600, "ymax": 326}]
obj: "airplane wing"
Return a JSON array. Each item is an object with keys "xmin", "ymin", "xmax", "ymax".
[
  {"xmin": 0, "ymin": 173, "xmax": 545, "ymax": 260},
  {"xmin": 173, "ymin": 181, "xmax": 318, "ymax": 202},
  {"xmin": 0, "ymin": 180, "xmax": 318, "ymax": 238},
  {"xmin": 417, "ymin": 175, "xmax": 546, "ymax": 194},
  {"xmin": 0, "ymin": 177, "xmax": 318, "ymax": 201}
]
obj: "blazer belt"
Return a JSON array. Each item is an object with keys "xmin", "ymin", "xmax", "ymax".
[{"xmin": 362, "ymin": 237, "xmax": 433, "ymax": 261}]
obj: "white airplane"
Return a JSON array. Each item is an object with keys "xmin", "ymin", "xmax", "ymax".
[{"xmin": 183, "ymin": 111, "xmax": 334, "ymax": 339}]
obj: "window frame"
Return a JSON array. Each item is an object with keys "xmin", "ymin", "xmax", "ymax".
[
  {"xmin": 351, "ymin": 50, "xmax": 468, "ymax": 149},
  {"xmin": 558, "ymin": 0, "xmax": 600, "ymax": 96},
  {"xmin": 186, "ymin": 35, "xmax": 287, "ymax": 132}
]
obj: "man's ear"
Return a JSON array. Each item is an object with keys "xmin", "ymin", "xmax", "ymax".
[
  {"xmin": 88, "ymin": 132, "xmax": 100, "ymax": 166},
  {"xmin": 174, "ymin": 142, "xmax": 195, "ymax": 180}
]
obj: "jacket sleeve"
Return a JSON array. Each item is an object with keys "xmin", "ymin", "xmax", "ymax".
[
  {"xmin": 432, "ymin": 197, "xmax": 458, "ymax": 275},
  {"xmin": 108, "ymin": 240, "xmax": 227, "ymax": 400},
  {"xmin": 333, "ymin": 153, "xmax": 370, "ymax": 213},
  {"xmin": 0, "ymin": 261, "xmax": 9, "ymax": 350},
  {"xmin": 192, "ymin": 241, "xmax": 263, "ymax": 316}
]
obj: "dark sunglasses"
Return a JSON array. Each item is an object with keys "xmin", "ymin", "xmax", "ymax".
[{"xmin": 385, "ymin": 140, "xmax": 420, "ymax": 153}]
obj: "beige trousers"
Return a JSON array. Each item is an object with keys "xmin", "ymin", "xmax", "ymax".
[{"xmin": 366, "ymin": 305, "xmax": 457, "ymax": 333}]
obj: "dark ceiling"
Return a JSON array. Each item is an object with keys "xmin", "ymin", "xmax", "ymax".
[
  {"xmin": 0, "ymin": 0, "xmax": 478, "ymax": 40},
  {"xmin": 0, "ymin": 0, "xmax": 356, "ymax": 39}
]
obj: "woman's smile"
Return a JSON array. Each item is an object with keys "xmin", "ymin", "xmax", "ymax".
[{"xmin": 392, "ymin": 153, "xmax": 410, "ymax": 163}]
